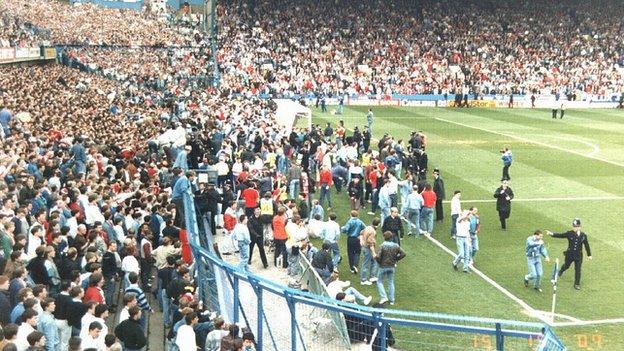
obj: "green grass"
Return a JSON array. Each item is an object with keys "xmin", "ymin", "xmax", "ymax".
[{"xmin": 310, "ymin": 106, "xmax": 624, "ymax": 350}]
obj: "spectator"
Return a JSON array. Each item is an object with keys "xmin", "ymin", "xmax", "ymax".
[
  {"xmin": 376, "ymin": 231, "xmax": 406, "ymax": 305},
  {"xmin": 114, "ymin": 306, "xmax": 146, "ymax": 351}
]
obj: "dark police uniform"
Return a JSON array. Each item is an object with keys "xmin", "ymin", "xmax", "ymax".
[
  {"xmin": 550, "ymin": 220, "xmax": 591, "ymax": 289},
  {"xmin": 493, "ymin": 184, "xmax": 514, "ymax": 229}
]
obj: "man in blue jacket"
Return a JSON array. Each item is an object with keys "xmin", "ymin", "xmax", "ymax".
[
  {"xmin": 500, "ymin": 147, "xmax": 513, "ymax": 181},
  {"xmin": 524, "ymin": 230, "xmax": 550, "ymax": 292},
  {"xmin": 341, "ymin": 210, "xmax": 366, "ymax": 274}
]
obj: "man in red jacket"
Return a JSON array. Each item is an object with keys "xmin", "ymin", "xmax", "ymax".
[{"xmin": 318, "ymin": 166, "xmax": 333, "ymax": 208}]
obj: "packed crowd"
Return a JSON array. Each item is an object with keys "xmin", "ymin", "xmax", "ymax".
[
  {"xmin": 60, "ymin": 45, "xmax": 215, "ymax": 92},
  {"xmin": 0, "ymin": 14, "xmax": 51, "ymax": 48},
  {"xmin": 218, "ymin": 0, "xmax": 624, "ymax": 97},
  {"xmin": 0, "ymin": 0, "xmax": 195, "ymax": 46},
  {"xmin": 0, "ymin": 62, "xmax": 274, "ymax": 350}
]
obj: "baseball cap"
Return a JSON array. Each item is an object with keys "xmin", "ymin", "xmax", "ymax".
[{"xmin": 572, "ymin": 218, "xmax": 581, "ymax": 227}]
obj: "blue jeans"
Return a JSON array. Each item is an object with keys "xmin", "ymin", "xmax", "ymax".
[
  {"xmin": 525, "ymin": 257, "xmax": 544, "ymax": 288},
  {"xmin": 344, "ymin": 287, "xmax": 367, "ymax": 303},
  {"xmin": 346, "ymin": 237, "xmax": 361, "ymax": 271},
  {"xmin": 315, "ymin": 267, "xmax": 332, "ymax": 284},
  {"xmin": 326, "ymin": 241, "xmax": 341, "ymax": 267},
  {"xmin": 380, "ymin": 207, "xmax": 390, "ymax": 226},
  {"xmin": 360, "ymin": 247, "xmax": 378, "ymax": 282},
  {"xmin": 371, "ymin": 189, "xmax": 379, "ymax": 211},
  {"xmin": 450, "ymin": 214, "xmax": 459, "ymax": 236},
  {"xmin": 420, "ymin": 207, "xmax": 434, "ymax": 233},
  {"xmin": 289, "ymin": 179, "xmax": 300, "ymax": 199},
  {"xmin": 377, "ymin": 267, "xmax": 395, "ymax": 302},
  {"xmin": 406, "ymin": 209, "xmax": 421, "ymax": 235},
  {"xmin": 161, "ymin": 289, "xmax": 171, "ymax": 327},
  {"xmin": 74, "ymin": 160, "xmax": 86, "ymax": 175},
  {"xmin": 452, "ymin": 236, "xmax": 471, "ymax": 271},
  {"xmin": 319, "ymin": 184, "xmax": 332, "ymax": 208},
  {"xmin": 238, "ymin": 241, "xmax": 250, "ymax": 272},
  {"xmin": 103, "ymin": 277, "xmax": 115, "ymax": 306},
  {"xmin": 470, "ymin": 235, "xmax": 479, "ymax": 259}
]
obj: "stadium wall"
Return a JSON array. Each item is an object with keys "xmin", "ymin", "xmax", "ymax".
[{"xmin": 0, "ymin": 46, "xmax": 57, "ymax": 65}]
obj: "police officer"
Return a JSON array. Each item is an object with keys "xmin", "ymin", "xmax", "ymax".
[
  {"xmin": 546, "ymin": 218, "xmax": 592, "ymax": 290},
  {"xmin": 493, "ymin": 180, "xmax": 514, "ymax": 230}
]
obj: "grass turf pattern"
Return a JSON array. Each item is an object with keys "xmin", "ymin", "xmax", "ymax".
[{"xmin": 310, "ymin": 106, "xmax": 624, "ymax": 350}]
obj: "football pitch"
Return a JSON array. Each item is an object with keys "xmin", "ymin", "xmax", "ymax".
[{"xmin": 311, "ymin": 106, "xmax": 624, "ymax": 350}]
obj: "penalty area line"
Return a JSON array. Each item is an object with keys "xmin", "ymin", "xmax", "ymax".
[
  {"xmin": 434, "ymin": 117, "xmax": 624, "ymax": 169},
  {"xmin": 442, "ymin": 196, "xmax": 624, "ymax": 204}
]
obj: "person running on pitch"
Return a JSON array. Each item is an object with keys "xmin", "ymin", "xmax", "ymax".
[{"xmin": 524, "ymin": 230, "xmax": 550, "ymax": 292}]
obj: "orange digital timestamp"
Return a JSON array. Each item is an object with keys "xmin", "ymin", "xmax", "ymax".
[
  {"xmin": 575, "ymin": 333, "xmax": 604, "ymax": 349},
  {"xmin": 473, "ymin": 334, "xmax": 605, "ymax": 350}
]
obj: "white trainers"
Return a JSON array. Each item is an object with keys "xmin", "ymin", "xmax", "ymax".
[
  {"xmin": 379, "ymin": 298, "xmax": 389, "ymax": 304},
  {"xmin": 369, "ymin": 277, "xmax": 378, "ymax": 283},
  {"xmin": 364, "ymin": 296, "xmax": 373, "ymax": 305},
  {"xmin": 367, "ymin": 212, "xmax": 375, "ymax": 215},
  {"xmin": 390, "ymin": 301, "xmax": 395, "ymax": 306},
  {"xmin": 360, "ymin": 280, "xmax": 372, "ymax": 286}
]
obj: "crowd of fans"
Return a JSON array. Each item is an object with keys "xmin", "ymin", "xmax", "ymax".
[
  {"xmin": 217, "ymin": 0, "xmax": 624, "ymax": 98},
  {"xmin": 0, "ymin": 0, "xmax": 197, "ymax": 46},
  {"xmin": 0, "ymin": 13, "xmax": 51, "ymax": 48}
]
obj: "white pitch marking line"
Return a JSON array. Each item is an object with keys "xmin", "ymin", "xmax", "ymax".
[
  {"xmin": 418, "ymin": 229, "xmax": 553, "ymax": 325},
  {"xmin": 442, "ymin": 196, "xmax": 624, "ymax": 204},
  {"xmin": 551, "ymin": 318, "xmax": 624, "ymax": 327},
  {"xmin": 545, "ymin": 134, "xmax": 601, "ymax": 157},
  {"xmin": 434, "ymin": 117, "xmax": 624, "ymax": 168},
  {"xmin": 533, "ymin": 310, "xmax": 581, "ymax": 323}
]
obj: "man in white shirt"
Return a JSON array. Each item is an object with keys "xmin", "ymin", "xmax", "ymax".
[
  {"xmin": 84, "ymin": 194, "xmax": 105, "ymax": 226},
  {"xmin": 450, "ymin": 190, "xmax": 462, "ymax": 239},
  {"xmin": 80, "ymin": 321, "xmax": 106, "ymax": 350},
  {"xmin": 66, "ymin": 210, "xmax": 79, "ymax": 239},
  {"xmin": 15, "ymin": 308, "xmax": 38, "ymax": 351},
  {"xmin": 326, "ymin": 273, "xmax": 372, "ymax": 305},
  {"xmin": 205, "ymin": 318, "xmax": 229, "ymax": 351},
  {"xmin": 175, "ymin": 312, "xmax": 198, "ymax": 351},
  {"xmin": 118, "ymin": 293, "xmax": 138, "ymax": 323},
  {"xmin": 27, "ymin": 225, "xmax": 44, "ymax": 258},
  {"xmin": 320, "ymin": 213, "xmax": 341, "ymax": 267},
  {"xmin": 80, "ymin": 302, "xmax": 98, "ymax": 339},
  {"xmin": 121, "ymin": 247, "xmax": 140, "ymax": 289},
  {"xmin": 452, "ymin": 210, "xmax": 472, "ymax": 273}
]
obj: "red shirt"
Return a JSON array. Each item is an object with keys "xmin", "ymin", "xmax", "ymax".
[
  {"xmin": 83, "ymin": 286, "xmax": 105, "ymax": 304},
  {"xmin": 272, "ymin": 215, "xmax": 288, "ymax": 240},
  {"xmin": 241, "ymin": 188, "xmax": 259, "ymax": 208},
  {"xmin": 422, "ymin": 190, "xmax": 437, "ymax": 208},
  {"xmin": 319, "ymin": 169, "xmax": 333, "ymax": 186}
]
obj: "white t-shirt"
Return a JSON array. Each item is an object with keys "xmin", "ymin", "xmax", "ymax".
[
  {"xmin": 121, "ymin": 255, "xmax": 140, "ymax": 274},
  {"xmin": 15, "ymin": 323, "xmax": 35, "ymax": 351},
  {"xmin": 450, "ymin": 197, "xmax": 462, "ymax": 216},
  {"xmin": 175, "ymin": 324, "xmax": 197, "ymax": 351},
  {"xmin": 118, "ymin": 307, "xmax": 129, "ymax": 323}
]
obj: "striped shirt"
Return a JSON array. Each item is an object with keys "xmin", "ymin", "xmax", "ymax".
[{"xmin": 125, "ymin": 284, "xmax": 151, "ymax": 311}]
